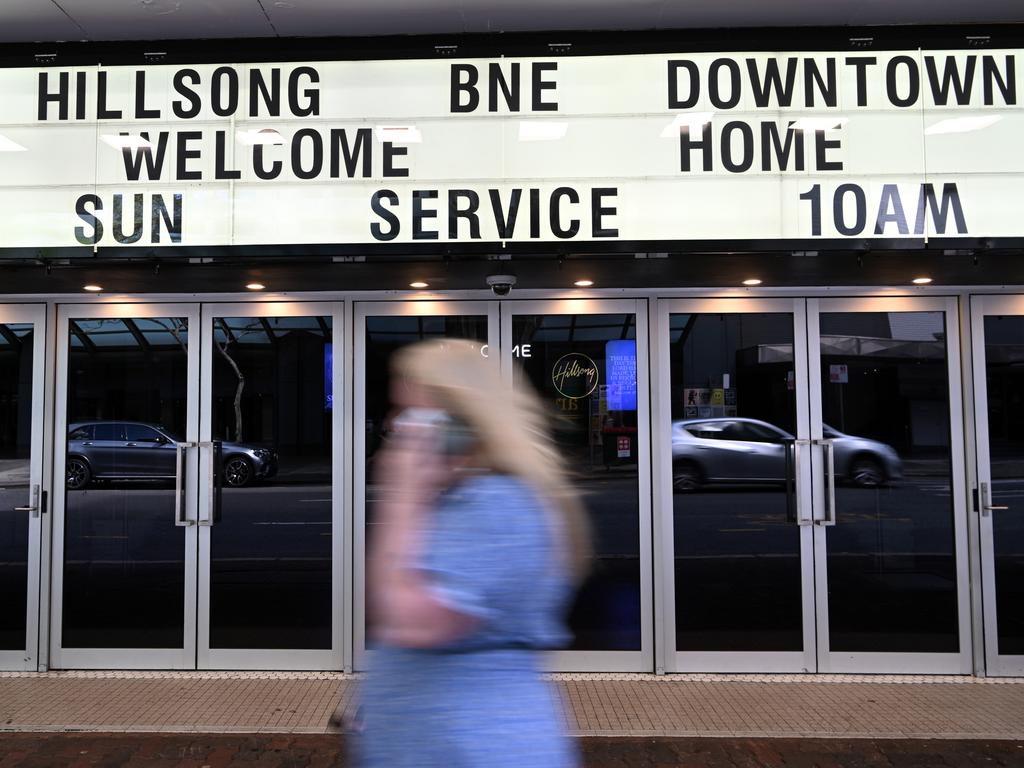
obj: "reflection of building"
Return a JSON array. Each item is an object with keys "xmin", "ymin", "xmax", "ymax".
[{"xmin": 748, "ymin": 326, "xmax": 951, "ymax": 455}]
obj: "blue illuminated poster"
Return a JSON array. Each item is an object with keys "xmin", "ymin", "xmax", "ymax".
[
  {"xmin": 325, "ymin": 342, "xmax": 333, "ymax": 411},
  {"xmin": 605, "ymin": 340, "xmax": 637, "ymax": 411}
]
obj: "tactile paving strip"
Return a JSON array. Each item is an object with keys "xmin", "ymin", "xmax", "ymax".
[{"xmin": 1, "ymin": 672, "xmax": 1022, "ymax": 739}]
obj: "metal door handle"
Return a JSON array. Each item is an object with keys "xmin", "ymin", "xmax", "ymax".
[
  {"xmin": 175, "ymin": 441, "xmax": 196, "ymax": 526},
  {"xmin": 793, "ymin": 439, "xmax": 814, "ymax": 526},
  {"xmin": 816, "ymin": 438, "xmax": 837, "ymax": 526},
  {"xmin": 14, "ymin": 484, "xmax": 40, "ymax": 518},
  {"xmin": 197, "ymin": 441, "xmax": 222, "ymax": 526},
  {"xmin": 980, "ymin": 482, "xmax": 1009, "ymax": 517},
  {"xmin": 783, "ymin": 439, "xmax": 796, "ymax": 524}
]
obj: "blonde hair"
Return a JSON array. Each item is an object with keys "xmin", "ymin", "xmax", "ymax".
[{"xmin": 392, "ymin": 338, "xmax": 591, "ymax": 582}]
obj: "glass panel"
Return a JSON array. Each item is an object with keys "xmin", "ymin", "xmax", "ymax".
[
  {"xmin": 668, "ymin": 313, "xmax": 803, "ymax": 652},
  {"xmin": 209, "ymin": 315, "xmax": 333, "ymax": 649},
  {"xmin": 363, "ymin": 313, "xmax": 489, "ymax": 643},
  {"xmin": 63, "ymin": 317, "xmax": 189, "ymax": 648},
  {"xmin": 512, "ymin": 314, "xmax": 640, "ymax": 651},
  {"xmin": 0, "ymin": 323, "xmax": 34, "ymax": 651},
  {"xmin": 819, "ymin": 311, "xmax": 958, "ymax": 653},
  {"xmin": 983, "ymin": 315, "xmax": 1024, "ymax": 656}
]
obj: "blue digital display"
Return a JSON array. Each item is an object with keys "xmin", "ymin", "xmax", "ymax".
[
  {"xmin": 605, "ymin": 339, "xmax": 637, "ymax": 411},
  {"xmin": 325, "ymin": 342, "xmax": 333, "ymax": 411}
]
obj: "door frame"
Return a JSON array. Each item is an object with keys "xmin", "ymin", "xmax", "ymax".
[
  {"xmin": 653, "ymin": 297, "xmax": 817, "ymax": 673},
  {"xmin": 500, "ymin": 297, "xmax": 653, "ymax": 672},
  {"xmin": 0, "ymin": 303, "xmax": 47, "ymax": 671},
  {"xmin": 807, "ymin": 295, "xmax": 972, "ymax": 674},
  {"xmin": 969, "ymin": 293, "xmax": 1024, "ymax": 677},
  {"xmin": 197, "ymin": 301, "xmax": 345, "ymax": 670},
  {"xmin": 352, "ymin": 300, "xmax": 499, "ymax": 670},
  {"xmin": 50, "ymin": 302, "xmax": 201, "ymax": 670}
]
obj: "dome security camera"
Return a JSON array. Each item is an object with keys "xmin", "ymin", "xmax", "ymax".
[{"xmin": 486, "ymin": 274, "xmax": 517, "ymax": 296}]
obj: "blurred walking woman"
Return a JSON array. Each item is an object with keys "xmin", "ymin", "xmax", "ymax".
[{"xmin": 356, "ymin": 339, "xmax": 589, "ymax": 768}]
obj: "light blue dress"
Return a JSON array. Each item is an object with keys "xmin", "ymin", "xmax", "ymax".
[{"xmin": 356, "ymin": 473, "xmax": 577, "ymax": 768}]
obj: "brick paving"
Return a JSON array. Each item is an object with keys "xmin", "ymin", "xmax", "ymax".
[{"xmin": 0, "ymin": 734, "xmax": 1023, "ymax": 767}]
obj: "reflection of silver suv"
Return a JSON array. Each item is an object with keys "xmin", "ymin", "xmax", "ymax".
[
  {"xmin": 671, "ymin": 418, "xmax": 902, "ymax": 491},
  {"xmin": 66, "ymin": 421, "xmax": 277, "ymax": 490}
]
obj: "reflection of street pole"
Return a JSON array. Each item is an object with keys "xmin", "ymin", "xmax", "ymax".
[{"xmin": 837, "ymin": 382, "xmax": 846, "ymax": 432}]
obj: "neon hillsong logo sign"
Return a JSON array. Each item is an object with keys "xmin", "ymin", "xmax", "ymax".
[{"xmin": 551, "ymin": 353, "xmax": 599, "ymax": 399}]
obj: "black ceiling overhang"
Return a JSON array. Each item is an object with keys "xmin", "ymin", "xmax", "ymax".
[
  {"xmin": 2, "ymin": 23, "xmax": 1024, "ymax": 68},
  {"xmin": 0, "ymin": 244, "xmax": 1022, "ymax": 294}
]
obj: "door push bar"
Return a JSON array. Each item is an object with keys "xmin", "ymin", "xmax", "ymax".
[
  {"xmin": 197, "ymin": 440, "xmax": 223, "ymax": 527},
  {"xmin": 817, "ymin": 438, "xmax": 837, "ymax": 527},
  {"xmin": 175, "ymin": 441, "xmax": 196, "ymax": 526},
  {"xmin": 175, "ymin": 441, "xmax": 224, "ymax": 527},
  {"xmin": 788, "ymin": 439, "xmax": 814, "ymax": 526},
  {"xmin": 980, "ymin": 482, "xmax": 1008, "ymax": 518},
  {"xmin": 14, "ymin": 484, "xmax": 40, "ymax": 518},
  {"xmin": 789, "ymin": 438, "xmax": 836, "ymax": 527}
]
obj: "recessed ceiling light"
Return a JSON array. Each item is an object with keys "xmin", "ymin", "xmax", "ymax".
[
  {"xmin": 743, "ymin": 278, "xmax": 763, "ymax": 286},
  {"xmin": 912, "ymin": 277, "xmax": 933, "ymax": 285},
  {"xmin": 83, "ymin": 284, "xmax": 102, "ymax": 292},
  {"xmin": 574, "ymin": 279, "xmax": 594, "ymax": 287},
  {"xmin": 409, "ymin": 281, "xmax": 429, "ymax": 289},
  {"xmin": 246, "ymin": 282, "xmax": 266, "ymax": 291}
]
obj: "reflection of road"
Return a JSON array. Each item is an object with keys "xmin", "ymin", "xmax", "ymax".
[
  {"xmin": 64, "ymin": 484, "xmax": 333, "ymax": 562},
  {"xmin": 368, "ymin": 473, "xmax": 642, "ymax": 558},
  {"xmin": 674, "ymin": 475, "xmax": 966, "ymax": 557}
]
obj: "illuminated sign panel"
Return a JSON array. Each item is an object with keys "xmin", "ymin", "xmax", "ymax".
[{"xmin": 0, "ymin": 50, "xmax": 1019, "ymax": 247}]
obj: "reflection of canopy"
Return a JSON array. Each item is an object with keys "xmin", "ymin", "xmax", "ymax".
[
  {"xmin": 752, "ymin": 335, "xmax": 947, "ymax": 364},
  {"xmin": 67, "ymin": 317, "xmax": 328, "ymax": 352},
  {"xmin": 0, "ymin": 323, "xmax": 33, "ymax": 348}
]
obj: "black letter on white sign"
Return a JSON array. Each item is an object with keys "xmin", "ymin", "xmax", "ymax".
[
  {"xmin": 449, "ymin": 190, "xmax": 481, "ymax": 239},
  {"xmin": 172, "ymin": 69, "xmax": 202, "ymax": 118},
  {"xmin": 413, "ymin": 190, "xmax": 439, "ymax": 240},
  {"xmin": 74, "ymin": 194, "xmax": 103, "ymax": 245},
  {"xmin": 550, "ymin": 187, "xmax": 580, "ymax": 239},
  {"xmin": 451, "ymin": 65, "xmax": 479, "ymax": 113},
  {"xmin": 592, "ymin": 188, "xmax": 618, "ymax": 238},
  {"xmin": 371, "ymin": 190, "xmax": 400, "ymax": 241},
  {"xmin": 37, "ymin": 72, "xmax": 69, "ymax": 121},
  {"xmin": 667, "ymin": 60, "xmax": 699, "ymax": 108},
  {"xmin": 532, "ymin": 63, "xmax": 558, "ymax": 111}
]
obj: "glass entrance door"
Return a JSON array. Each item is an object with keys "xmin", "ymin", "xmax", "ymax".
[
  {"xmin": 354, "ymin": 301, "xmax": 497, "ymax": 668},
  {"xmin": 808, "ymin": 297, "xmax": 971, "ymax": 673},
  {"xmin": 656, "ymin": 296, "xmax": 969, "ymax": 674},
  {"xmin": 52, "ymin": 302, "xmax": 342, "ymax": 670},
  {"xmin": 970, "ymin": 295, "xmax": 1024, "ymax": 677},
  {"xmin": 655, "ymin": 298, "xmax": 815, "ymax": 673},
  {"xmin": 0, "ymin": 305, "xmax": 46, "ymax": 671},
  {"xmin": 52, "ymin": 303, "xmax": 200, "ymax": 668},
  {"xmin": 198, "ymin": 303, "xmax": 342, "ymax": 669},
  {"xmin": 501, "ymin": 299, "xmax": 651, "ymax": 671}
]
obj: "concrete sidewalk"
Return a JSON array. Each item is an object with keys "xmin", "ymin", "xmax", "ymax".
[{"xmin": 2, "ymin": 672, "xmax": 1023, "ymax": 740}]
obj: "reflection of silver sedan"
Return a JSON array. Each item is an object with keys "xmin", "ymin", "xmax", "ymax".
[{"xmin": 671, "ymin": 418, "xmax": 902, "ymax": 491}]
